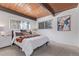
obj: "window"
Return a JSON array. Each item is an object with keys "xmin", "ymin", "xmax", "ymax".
[
  {"xmin": 10, "ymin": 20, "xmax": 20, "ymax": 29},
  {"xmin": 38, "ymin": 20, "xmax": 52, "ymax": 29},
  {"xmin": 10, "ymin": 20, "xmax": 31, "ymax": 30},
  {"xmin": 45, "ymin": 20, "xmax": 52, "ymax": 29},
  {"xmin": 39, "ymin": 22, "xmax": 45, "ymax": 29},
  {"xmin": 20, "ymin": 21, "xmax": 31, "ymax": 30}
]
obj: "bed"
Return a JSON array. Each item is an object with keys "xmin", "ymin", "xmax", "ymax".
[{"xmin": 13, "ymin": 30, "xmax": 49, "ymax": 56}]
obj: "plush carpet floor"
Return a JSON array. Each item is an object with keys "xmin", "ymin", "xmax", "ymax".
[{"xmin": 0, "ymin": 41, "xmax": 79, "ymax": 56}]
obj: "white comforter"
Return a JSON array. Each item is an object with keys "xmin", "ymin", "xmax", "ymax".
[{"xmin": 18, "ymin": 35, "xmax": 49, "ymax": 56}]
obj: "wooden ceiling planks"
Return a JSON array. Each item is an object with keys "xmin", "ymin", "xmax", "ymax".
[
  {"xmin": 0, "ymin": 3, "xmax": 51, "ymax": 20},
  {"xmin": 0, "ymin": 3, "xmax": 78, "ymax": 20},
  {"xmin": 48, "ymin": 3, "xmax": 78, "ymax": 13},
  {"xmin": 0, "ymin": 3, "xmax": 37, "ymax": 20}
]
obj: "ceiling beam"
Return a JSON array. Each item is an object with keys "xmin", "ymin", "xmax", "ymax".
[
  {"xmin": 42, "ymin": 3, "xmax": 78, "ymax": 16},
  {"xmin": 42, "ymin": 3, "xmax": 55, "ymax": 16},
  {"xmin": 0, "ymin": 5, "xmax": 36, "ymax": 21}
]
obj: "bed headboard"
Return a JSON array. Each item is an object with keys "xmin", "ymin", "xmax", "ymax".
[{"xmin": 12, "ymin": 30, "xmax": 21, "ymax": 43}]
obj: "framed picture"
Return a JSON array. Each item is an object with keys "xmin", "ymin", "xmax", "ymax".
[{"xmin": 57, "ymin": 15, "xmax": 71, "ymax": 31}]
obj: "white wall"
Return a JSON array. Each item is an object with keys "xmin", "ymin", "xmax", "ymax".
[
  {"xmin": 0, "ymin": 10, "xmax": 36, "ymax": 30},
  {"xmin": 37, "ymin": 8, "xmax": 79, "ymax": 47},
  {"xmin": 53, "ymin": 8, "xmax": 79, "ymax": 46},
  {"xmin": 37, "ymin": 15, "xmax": 54, "ymax": 40},
  {"xmin": 1, "ymin": 7, "xmax": 79, "ymax": 47}
]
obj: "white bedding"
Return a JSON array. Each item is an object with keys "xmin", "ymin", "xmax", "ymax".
[{"xmin": 14, "ymin": 35, "xmax": 49, "ymax": 56}]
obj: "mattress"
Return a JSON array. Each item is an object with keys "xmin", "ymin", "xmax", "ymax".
[{"xmin": 14, "ymin": 35, "xmax": 49, "ymax": 56}]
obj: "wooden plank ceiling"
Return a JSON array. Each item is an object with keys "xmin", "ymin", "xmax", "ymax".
[
  {"xmin": 0, "ymin": 3, "xmax": 78, "ymax": 20},
  {"xmin": 45, "ymin": 3, "xmax": 78, "ymax": 13}
]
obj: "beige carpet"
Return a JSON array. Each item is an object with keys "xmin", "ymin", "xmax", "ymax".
[{"xmin": 0, "ymin": 41, "xmax": 79, "ymax": 56}]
